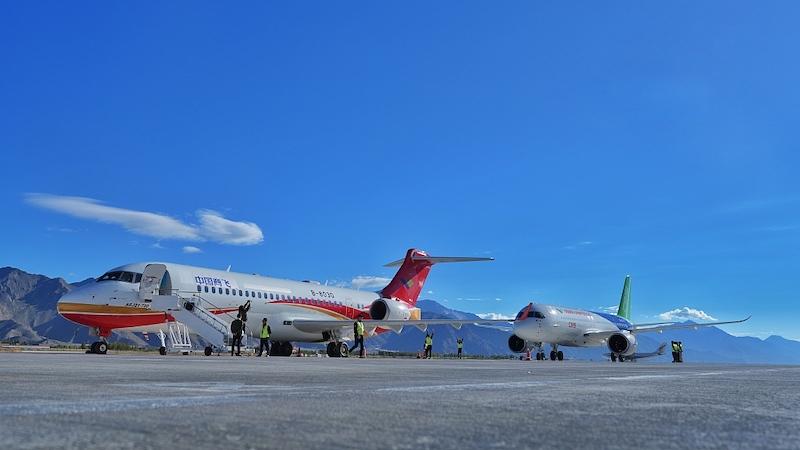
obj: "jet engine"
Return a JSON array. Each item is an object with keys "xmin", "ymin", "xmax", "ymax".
[
  {"xmin": 607, "ymin": 332, "xmax": 637, "ymax": 356},
  {"xmin": 508, "ymin": 334, "xmax": 527, "ymax": 353},
  {"xmin": 369, "ymin": 298, "xmax": 411, "ymax": 321}
]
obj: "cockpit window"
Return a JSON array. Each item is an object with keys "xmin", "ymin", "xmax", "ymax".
[
  {"xmin": 97, "ymin": 271, "xmax": 142, "ymax": 284},
  {"xmin": 529, "ymin": 311, "xmax": 546, "ymax": 319}
]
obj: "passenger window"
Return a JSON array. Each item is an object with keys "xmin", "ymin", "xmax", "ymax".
[
  {"xmin": 257, "ymin": 292, "xmax": 262, "ymax": 299},
  {"xmin": 204, "ymin": 286, "xmax": 209, "ymax": 293},
  {"xmin": 212, "ymin": 287, "xmax": 216, "ymax": 294},
  {"xmin": 251, "ymin": 291, "xmax": 256, "ymax": 298},
  {"xmin": 197, "ymin": 285, "xmax": 202, "ymax": 292},
  {"xmin": 226, "ymin": 288, "xmax": 230, "ymax": 295},
  {"xmin": 269, "ymin": 293, "xmax": 274, "ymax": 300},
  {"xmin": 239, "ymin": 290, "xmax": 243, "ymax": 296},
  {"xmin": 245, "ymin": 291, "xmax": 249, "ymax": 297}
]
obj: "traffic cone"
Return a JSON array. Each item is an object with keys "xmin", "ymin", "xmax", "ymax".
[{"xmin": 525, "ymin": 350, "xmax": 532, "ymax": 361}]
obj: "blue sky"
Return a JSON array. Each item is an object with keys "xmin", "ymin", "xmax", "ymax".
[{"xmin": 2, "ymin": 2, "xmax": 799, "ymax": 339}]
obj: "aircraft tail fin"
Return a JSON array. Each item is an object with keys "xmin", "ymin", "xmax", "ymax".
[
  {"xmin": 616, "ymin": 275, "xmax": 632, "ymax": 320},
  {"xmin": 380, "ymin": 249, "xmax": 493, "ymax": 306}
]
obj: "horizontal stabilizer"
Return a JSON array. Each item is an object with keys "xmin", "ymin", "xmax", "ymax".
[{"xmin": 384, "ymin": 255, "xmax": 494, "ymax": 267}]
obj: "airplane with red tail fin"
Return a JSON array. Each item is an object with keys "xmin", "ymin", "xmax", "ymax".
[{"xmin": 57, "ymin": 248, "xmax": 504, "ymax": 355}]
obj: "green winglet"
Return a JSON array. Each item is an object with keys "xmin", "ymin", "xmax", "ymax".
[{"xmin": 617, "ymin": 275, "xmax": 631, "ymax": 320}]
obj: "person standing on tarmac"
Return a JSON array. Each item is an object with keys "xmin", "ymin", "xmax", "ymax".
[
  {"xmin": 456, "ymin": 338, "xmax": 463, "ymax": 359},
  {"xmin": 349, "ymin": 317, "xmax": 365, "ymax": 357},
  {"xmin": 424, "ymin": 333, "xmax": 433, "ymax": 359},
  {"xmin": 671, "ymin": 341, "xmax": 680, "ymax": 363},
  {"xmin": 257, "ymin": 317, "xmax": 271, "ymax": 357},
  {"xmin": 677, "ymin": 341, "xmax": 684, "ymax": 363},
  {"xmin": 230, "ymin": 314, "xmax": 244, "ymax": 356}
]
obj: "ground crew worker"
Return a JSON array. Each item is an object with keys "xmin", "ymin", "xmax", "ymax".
[
  {"xmin": 257, "ymin": 318, "xmax": 271, "ymax": 357},
  {"xmin": 424, "ymin": 333, "xmax": 433, "ymax": 359},
  {"xmin": 671, "ymin": 341, "xmax": 679, "ymax": 363},
  {"xmin": 457, "ymin": 338, "xmax": 464, "ymax": 359},
  {"xmin": 230, "ymin": 315, "xmax": 243, "ymax": 356},
  {"xmin": 677, "ymin": 341, "xmax": 684, "ymax": 363},
  {"xmin": 349, "ymin": 317, "xmax": 365, "ymax": 357}
]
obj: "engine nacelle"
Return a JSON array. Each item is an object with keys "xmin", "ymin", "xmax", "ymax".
[
  {"xmin": 369, "ymin": 298, "xmax": 411, "ymax": 321},
  {"xmin": 607, "ymin": 332, "xmax": 637, "ymax": 356},
  {"xmin": 508, "ymin": 334, "xmax": 527, "ymax": 353}
]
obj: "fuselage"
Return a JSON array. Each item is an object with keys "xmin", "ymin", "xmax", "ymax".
[
  {"xmin": 512, "ymin": 303, "xmax": 632, "ymax": 347},
  {"xmin": 58, "ymin": 262, "xmax": 398, "ymax": 342}
]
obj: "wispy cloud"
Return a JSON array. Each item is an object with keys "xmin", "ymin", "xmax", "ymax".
[
  {"xmin": 477, "ymin": 312, "xmax": 514, "ymax": 320},
  {"xmin": 456, "ymin": 297, "xmax": 483, "ymax": 302},
  {"xmin": 598, "ymin": 305, "xmax": 619, "ymax": 314},
  {"xmin": 564, "ymin": 241, "xmax": 593, "ymax": 250},
  {"xmin": 25, "ymin": 194, "xmax": 264, "ymax": 246},
  {"xmin": 657, "ymin": 307, "xmax": 716, "ymax": 322},
  {"xmin": 182, "ymin": 246, "xmax": 203, "ymax": 254},
  {"xmin": 350, "ymin": 275, "xmax": 392, "ymax": 290},
  {"xmin": 151, "ymin": 242, "xmax": 166, "ymax": 249}
]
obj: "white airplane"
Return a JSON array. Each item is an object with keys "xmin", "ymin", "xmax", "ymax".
[
  {"xmin": 57, "ymin": 248, "xmax": 501, "ymax": 355},
  {"xmin": 507, "ymin": 276, "xmax": 750, "ymax": 361}
]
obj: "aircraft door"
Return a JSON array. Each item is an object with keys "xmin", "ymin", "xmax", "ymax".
[{"xmin": 139, "ymin": 264, "xmax": 168, "ymax": 301}]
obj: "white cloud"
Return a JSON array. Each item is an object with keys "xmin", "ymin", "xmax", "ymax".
[
  {"xmin": 564, "ymin": 241, "xmax": 593, "ymax": 250},
  {"xmin": 151, "ymin": 242, "xmax": 166, "ymax": 249},
  {"xmin": 182, "ymin": 246, "xmax": 203, "ymax": 254},
  {"xmin": 25, "ymin": 194, "xmax": 264, "ymax": 246},
  {"xmin": 196, "ymin": 209, "xmax": 263, "ymax": 245},
  {"xmin": 350, "ymin": 275, "xmax": 391, "ymax": 290},
  {"xmin": 477, "ymin": 312, "xmax": 514, "ymax": 320},
  {"xmin": 598, "ymin": 305, "xmax": 619, "ymax": 314},
  {"xmin": 657, "ymin": 307, "xmax": 716, "ymax": 322}
]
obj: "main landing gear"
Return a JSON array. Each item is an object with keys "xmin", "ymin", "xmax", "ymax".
[
  {"xmin": 546, "ymin": 344, "xmax": 564, "ymax": 361},
  {"xmin": 269, "ymin": 341, "xmax": 294, "ymax": 357},
  {"xmin": 86, "ymin": 341, "xmax": 108, "ymax": 354},
  {"xmin": 326, "ymin": 341, "xmax": 350, "ymax": 358}
]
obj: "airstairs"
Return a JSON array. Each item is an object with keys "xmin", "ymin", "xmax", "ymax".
[{"xmin": 149, "ymin": 294, "xmax": 235, "ymax": 352}]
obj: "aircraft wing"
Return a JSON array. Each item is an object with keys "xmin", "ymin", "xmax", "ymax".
[
  {"xmin": 292, "ymin": 318, "xmax": 511, "ymax": 334},
  {"xmin": 603, "ymin": 342, "xmax": 668, "ymax": 360},
  {"xmin": 584, "ymin": 316, "xmax": 751, "ymax": 339}
]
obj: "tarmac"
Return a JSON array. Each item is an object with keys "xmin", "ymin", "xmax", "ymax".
[{"xmin": 0, "ymin": 352, "xmax": 798, "ymax": 450}]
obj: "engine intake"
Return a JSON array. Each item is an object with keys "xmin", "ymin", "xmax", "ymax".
[
  {"xmin": 369, "ymin": 298, "xmax": 411, "ymax": 321},
  {"xmin": 508, "ymin": 334, "xmax": 527, "ymax": 353},
  {"xmin": 607, "ymin": 332, "xmax": 637, "ymax": 356}
]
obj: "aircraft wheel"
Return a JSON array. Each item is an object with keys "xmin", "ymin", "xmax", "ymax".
[
  {"xmin": 159, "ymin": 346, "xmax": 167, "ymax": 356},
  {"xmin": 611, "ymin": 354, "xmax": 617, "ymax": 362},
  {"xmin": 557, "ymin": 351, "xmax": 564, "ymax": 361},
  {"xmin": 282, "ymin": 342, "xmax": 294, "ymax": 357},
  {"xmin": 326, "ymin": 342, "xmax": 336, "ymax": 357},
  {"xmin": 97, "ymin": 342, "xmax": 108, "ymax": 354},
  {"xmin": 89, "ymin": 342, "xmax": 99, "ymax": 353},
  {"xmin": 619, "ymin": 355, "xmax": 625, "ymax": 362},
  {"xmin": 535, "ymin": 352, "xmax": 541, "ymax": 360},
  {"xmin": 338, "ymin": 342, "xmax": 349, "ymax": 358},
  {"xmin": 549, "ymin": 351, "xmax": 557, "ymax": 361},
  {"xmin": 204, "ymin": 346, "xmax": 212, "ymax": 356}
]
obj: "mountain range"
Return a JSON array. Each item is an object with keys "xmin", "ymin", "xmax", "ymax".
[{"xmin": 1, "ymin": 266, "xmax": 798, "ymax": 363}]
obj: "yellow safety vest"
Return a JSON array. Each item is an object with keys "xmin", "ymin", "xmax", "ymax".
[
  {"xmin": 457, "ymin": 341, "xmax": 463, "ymax": 349},
  {"xmin": 425, "ymin": 336, "xmax": 432, "ymax": 346},
  {"xmin": 356, "ymin": 321, "xmax": 365, "ymax": 336},
  {"xmin": 672, "ymin": 343, "xmax": 679, "ymax": 352},
  {"xmin": 260, "ymin": 325, "xmax": 270, "ymax": 339}
]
